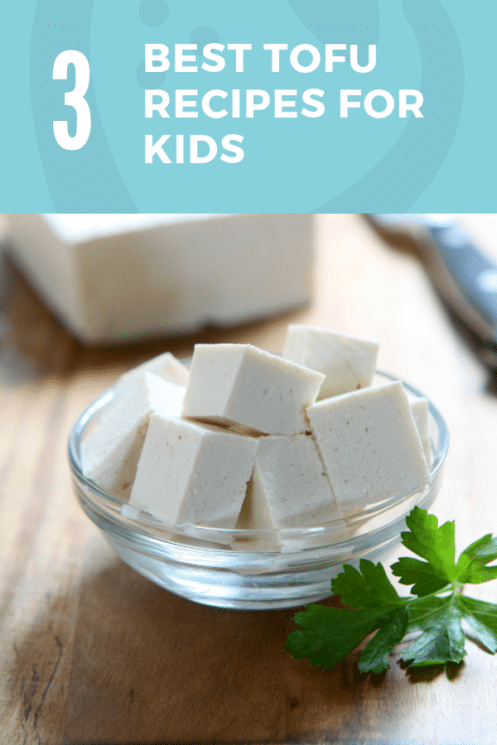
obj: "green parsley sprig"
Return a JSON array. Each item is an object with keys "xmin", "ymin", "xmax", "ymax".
[{"xmin": 285, "ymin": 507, "xmax": 497, "ymax": 673}]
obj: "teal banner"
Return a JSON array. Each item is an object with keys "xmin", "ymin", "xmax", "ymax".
[{"xmin": 0, "ymin": 0, "xmax": 494, "ymax": 213}]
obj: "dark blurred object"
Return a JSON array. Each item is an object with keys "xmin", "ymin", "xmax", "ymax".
[{"xmin": 368, "ymin": 214, "xmax": 497, "ymax": 369}]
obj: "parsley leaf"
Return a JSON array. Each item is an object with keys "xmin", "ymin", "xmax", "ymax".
[
  {"xmin": 402, "ymin": 595, "xmax": 466, "ymax": 666},
  {"xmin": 286, "ymin": 560, "xmax": 409, "ymax": 674},
  {"xmin": 331, "ymin": 560, "xmax": 404, "ymax": 608},
  {"xmin": 459, "ymin": 596, "xmax": 497, "ymax": 653},
  {"xmin": 358, "ymin": 605, "xmax": 409, "ymax": 674},
  {"xmin": 389, "ymin": 556, "xmax": 450, "ymax": 596},
  {"xmin": 287, "ymin": 605, "xmax": 384, "ymax": 671},
  {"xmin": 285, "ymin": 508, "xmax": 497, "ymax": 674},
  {"xmin": 393, "ymin": 507, "xmax": 457, "ymax": 585},
  {"xmin": 457, "ymin": 534, "xmax": 497, "ymax": 584}
]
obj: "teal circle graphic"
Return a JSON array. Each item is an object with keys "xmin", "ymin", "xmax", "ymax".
[
  {"xmin": 189, "ymin": 26, "xmax": 221, "ymax": 46},
  {"xmin": 136, "ymin": 61, "xmax": 168, "ymax": 89},
  {"xmin": 139, "ymin": 0, "xmax": 169, "ymax": 27},
  {"xmin": 189, "ymin": 26, "xmax": 221, "ymax": 65}
]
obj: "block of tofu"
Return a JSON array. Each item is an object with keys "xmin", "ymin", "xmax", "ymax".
[
  {"xmin": 409, "ymin": 396, "xmax": 432, "ymax": 464},
  {"xmin": 283, "ymin": 325, "xmax": 379, "ymax": 399},
  {"xmin": 234, "ymin": 434, "xmax": 347, "ymax": 550},
  {"xmin": 114, "ymin": 352, "xmax": 189, "ymax": 400},
  {"xmin": 129, "ymin": 415, "xmax": 259, "ymax": 528},
  {"xmin": 307, "ymin": 380, "xmax": 430, "ymax": 510},
  {"xmin": 82, "ymin": 372, "xmax": 185, "ymax": 501},
  {"xmin": 5, "ymin": 214, "xmax": 314, "ymax": 346},
  {"xmin": 182, "ymin": 344, "xmax": 325, "ymax": 435}
]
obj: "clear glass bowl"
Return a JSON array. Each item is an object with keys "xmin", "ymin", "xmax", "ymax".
[{"xmin": 68, "ymin": 372, "xmax": 449, "ymax": 610}]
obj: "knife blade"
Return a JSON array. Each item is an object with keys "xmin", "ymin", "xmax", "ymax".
[{"xmin": 368, "ymin": 214, "xmax": 497, "ymax": 367}]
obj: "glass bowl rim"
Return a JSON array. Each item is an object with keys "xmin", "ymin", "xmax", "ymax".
[{"xmin": 68, "ymin": 369, "xmax": 449, "ymax": 548}]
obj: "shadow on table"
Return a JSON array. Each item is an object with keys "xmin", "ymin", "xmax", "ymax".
[
  {"xmin": 8, "ymin": 535, "xmax": 464, "ymax": 745},
  {"xmin": 8, "ymin": 547, "xmax": 297, "ymax": 744}
]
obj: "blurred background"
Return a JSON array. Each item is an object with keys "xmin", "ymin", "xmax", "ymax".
[{"xmin": 1, "ymin": 213, "xmax": 496, "ymax": 391}]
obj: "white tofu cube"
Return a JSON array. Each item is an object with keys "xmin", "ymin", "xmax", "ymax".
[
  {"xmin": 410, "ymin": 396, "xmax": 432, "ymax": 464},
  {"xmin": 182, "ymin": 344, "xmax": 325, "ymax": 435},
  {"xmin": 235, "ymin": 477, "xmax": 280, "ymax": 550},
  {"xmin": 82, "ymin": 372, "xmax": 185, "ymax": 501},
  {"xmin": 243, "ymin": 434, "xmax": 342, "ymax": 528},
  {"xmin": 129, "ymin": 415, "xmax": 259, "ymax": 528},
  {"xmin": 283, "ymin": 325, "xmax": 379, "ymax": 399},
  {"xmin": 114, "ymin": 352, "xmax": 189, "ymax": 399},
  {"xmin": 307, "ymin": 380, "xmax": 430, "ymax": 510},
  {"xmin": 234, "ymin": 435, "xmax": 347, "ymax": 551}
]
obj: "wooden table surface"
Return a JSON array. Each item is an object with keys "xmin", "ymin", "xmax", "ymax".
[{"xmin": 1, "ymin": 214, "xmax": 496, "ymax": 745}]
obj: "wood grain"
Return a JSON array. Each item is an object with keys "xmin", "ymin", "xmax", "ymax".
[{"xmin": 0, "ymin": 214, "xmax": 496, "ymax": 745}]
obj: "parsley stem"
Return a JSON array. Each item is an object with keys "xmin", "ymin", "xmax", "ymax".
[{"xmin": 403, "ymin": 585, "xmax": 453, "ymax": 602}]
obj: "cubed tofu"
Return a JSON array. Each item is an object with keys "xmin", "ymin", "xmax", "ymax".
[
  {"xmin": 234, "ymin": 477, "xmax": 281, "ymax": 551},
  {"xmin": 114, "ymin": 352, "xmax": 189, "ymax": 399},
  {"xmin": 283, "ymin": 325, "xmax": 379, "ymax": 399},
  {"xmin": 234, "ymin": 434, "xmax": 347, "ymax": 550},
  {"xmin": 129, "ymin": 415, "xmax": 259, "ymax": 528},
  {"xmin": 307, "ymin": 380, "xmax": 430, "ymax": 510},
  {"xmin": 82, "ymin": 372, "xmax": 185, "ymax": 501},
  {"xmin": 241, "ymin": 434, "xmax": 342, "ymax": 529},
  {"xmin": 182, "ymin": 343, "xmax": 325, "ymax": 435},
  {"xmin": 409, "ymin": 396, "xmax": 432, "ymax": 464}
]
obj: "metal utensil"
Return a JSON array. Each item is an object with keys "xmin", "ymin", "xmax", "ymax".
[{"xmin": 368, "ymin": 214, "xmax": 497, "ymax": 367}]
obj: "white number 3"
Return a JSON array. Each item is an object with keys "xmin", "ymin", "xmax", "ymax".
[{"xmin": 53, "ymin": 50, "xmax": 91, "ymax": 151}]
